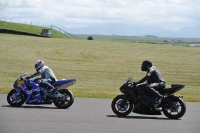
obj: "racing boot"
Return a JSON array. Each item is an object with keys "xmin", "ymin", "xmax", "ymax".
[
  {"xmin": 153, "ymin": 92, "xmax": 163, "ymax": 107},
  {"xmin": 146, "ymin": 88, "xmax": 163, "ymax": 107},
  {"xmin": 38, "ymin": 80, "xmax": 56, "ymax": 93},
  {"xmin": 47, "ymin": 85, "xmax": 56, "ymax": 93}
]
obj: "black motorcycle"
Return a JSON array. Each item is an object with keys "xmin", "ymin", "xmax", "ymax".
[{"xmin": 111, "ymin": 77, "xmax": 186, "ymax": 119}]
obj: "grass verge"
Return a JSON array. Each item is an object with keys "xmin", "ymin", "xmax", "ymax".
[{"xmin": 0, "ymin": 34, "xmax": 199, "ymax": 102}]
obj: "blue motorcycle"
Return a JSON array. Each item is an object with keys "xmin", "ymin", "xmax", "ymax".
[{"xmin": 7, "ymin": 73, "xmax": 76, "ymax": 109}]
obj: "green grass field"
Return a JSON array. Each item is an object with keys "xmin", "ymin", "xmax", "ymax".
[
  {"xmin": 0, "ymin": 20, "xmax": 70, "ymax": 38},
  {"xmin": 0, "ymin": 34, "xmax": 200, "ymax": 102}
]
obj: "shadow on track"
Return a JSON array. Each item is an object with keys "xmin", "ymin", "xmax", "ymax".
[
  {"xmin": 1, "ymin": 105, "xmax": 59, "ymax": 109},
  {"xmin": 106, "ymin": 115, "xmax": 181, "ymax": 120}
]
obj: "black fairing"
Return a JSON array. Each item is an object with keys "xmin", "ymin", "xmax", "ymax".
[
  {"xmin": 160, "ymin": 84, "xmax": 185, "ymax": 95},
  {"xmin": 163, "ymin": 95, "xmax": 182, "ymax": 101},
  {"xmin": 120, "ymin": 84, "xmax": 137, "ymax": 102},
  {"xmin": 133, "ymin": 107, "xmax": 162, "ymax": 115}
]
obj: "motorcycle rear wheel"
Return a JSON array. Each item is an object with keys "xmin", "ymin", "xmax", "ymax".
[
  {"xmin": 162, "ymin": 98, "xmax": 186, "ymax": 119},
  {"xmin": 7, "ymin": 90, "xmax": 26, "ymax": 107},
  {"xmin": 111, "ymin": 95, "xmax": 133, "ymax": 116},
  {"xmin": 53, "ymin": 89, "xmax": 74, "ymax": 109}
]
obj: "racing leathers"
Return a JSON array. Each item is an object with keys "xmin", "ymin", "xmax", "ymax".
[
  {"xmin": 136, "ymin": 66, "xmax": 165, "ymax": 99},
  {"xmin": 28, "ymin": 65, "xmax": 57, "ymax": 92}
]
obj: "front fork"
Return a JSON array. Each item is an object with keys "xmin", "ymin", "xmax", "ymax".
[
  {"xmin": 119, "ymin": 95, "xmax": 130, "ymax": 107},
  {"xmin": 10, "ymin": 89, "xmax": 22, "ymax": 101}
]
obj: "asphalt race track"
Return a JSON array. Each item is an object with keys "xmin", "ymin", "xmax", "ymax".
[{"xmin": 0, "ymin": 94, "xmax": 200, "ymax": 133}]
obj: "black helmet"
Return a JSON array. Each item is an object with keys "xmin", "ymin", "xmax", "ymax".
[{"xmin": 141, "ymin": 60, "xmax": 153, "ymax": 71}]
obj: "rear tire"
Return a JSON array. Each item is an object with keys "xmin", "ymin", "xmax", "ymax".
[
  {"xmin": 162, "ymin": 98, "xmax": 186, "ymax": 119},
  {"xmin": 111, "ymin": 95, "xmax": 133, "ymax": 116},
  {"xmin": 53, "ymin": 89, "xmax": 74, "ymax": 109},
  {"xmin": 7, "ymin": 90, "xmax": 26, "ymax": 107}
]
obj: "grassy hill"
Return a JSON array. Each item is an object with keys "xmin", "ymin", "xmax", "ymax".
[
  {"xmin": 0, "ymin": 34, "xmax": 200, "ymax": 102},
  {"xmin": 0, "ymin": 20, "xmax": 70, "ymax": 38}
]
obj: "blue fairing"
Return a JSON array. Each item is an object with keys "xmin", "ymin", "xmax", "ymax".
[
  {"xmin": 13, "ymin": 87, "xmax": 21, "ymax": 92},
  {"xmin": 53, "ymin": 78, "xmax": 76, "ymax": 87},
  {"xmin": 31, "ymin": 78, "xmax": 41, "ymax": 84},
  {"xmin": 23, "ymin": 80, "xmax": 51, "ymax": 104},
  {"xmin": 32, "ymin": 78, "xmax": 76, "ymax": 87}
]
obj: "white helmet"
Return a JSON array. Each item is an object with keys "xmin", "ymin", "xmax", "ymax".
[{"xmin": 35, "ymin": 60, "xmax": 45, "ymax": 71}]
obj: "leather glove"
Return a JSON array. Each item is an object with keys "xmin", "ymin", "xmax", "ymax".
[
  {"xmin": 25, "ymin": 76, "xmax": 31, "ymax": 80},
  {"xmin": 133, "ymin": 82, "xmax": 138, "ymax": 85},
  {"xmin": 133, "ymin": 82, "xmax": 138, "ymax": 86}
]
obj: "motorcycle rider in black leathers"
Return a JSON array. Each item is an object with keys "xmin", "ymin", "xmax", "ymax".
[{"xmin": 134, "ymin": 60, "xmax": 165, "ymax": 106}]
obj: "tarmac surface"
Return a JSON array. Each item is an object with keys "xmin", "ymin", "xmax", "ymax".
[{"xmin": 0, "ymin": 94, "xmax": 200, "ymax": 133}]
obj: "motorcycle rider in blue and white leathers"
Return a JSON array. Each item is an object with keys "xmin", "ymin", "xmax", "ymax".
[{"xmin": 26, "ymin": 60, "xmax": 57, "ymax": 93}]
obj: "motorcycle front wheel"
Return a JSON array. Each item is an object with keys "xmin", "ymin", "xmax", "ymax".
[
  {"xmin": 111, "ymin": 95, "xmax": 133, "ymax": 116},
  {"xmin": 7, "ymin": 90, "xmax": 26, "ymax": 107},
  {"xmin": 53, "ymin": 89, "xmax": 74, "ymax": 109},
  {"xmin": 162, "ymin": 98, "xmax": 186, "ymax": 119}
]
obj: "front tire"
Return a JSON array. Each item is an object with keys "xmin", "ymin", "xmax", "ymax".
[
  {"xmin": 111, "ymin": 95, "xmax": 133, "ymax": 116},
  {"xmin": 53, "ymin": 89, "xmax": 74, "ymax": 109},
  {"xmin": 7, "ymin": 90, "xmax": 26, "ymax": 107},
  {"xmin": 162, "ymin": 98, "xmax": 186, "ymax": 119}
]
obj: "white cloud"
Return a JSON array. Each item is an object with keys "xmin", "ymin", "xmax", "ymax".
[{"xmin": 0, "ymin": 0, "xmax": 200, "ymax": 30}]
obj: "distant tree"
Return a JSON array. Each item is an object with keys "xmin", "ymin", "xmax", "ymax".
[{"xmin": 87, "ymin": 36, "xmax": 93, "ymax": 40}]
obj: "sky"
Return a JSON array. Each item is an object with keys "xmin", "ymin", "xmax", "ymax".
[{"xmin": 0, "ymin": 0, "xmax": 200, "ymax": 32}]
